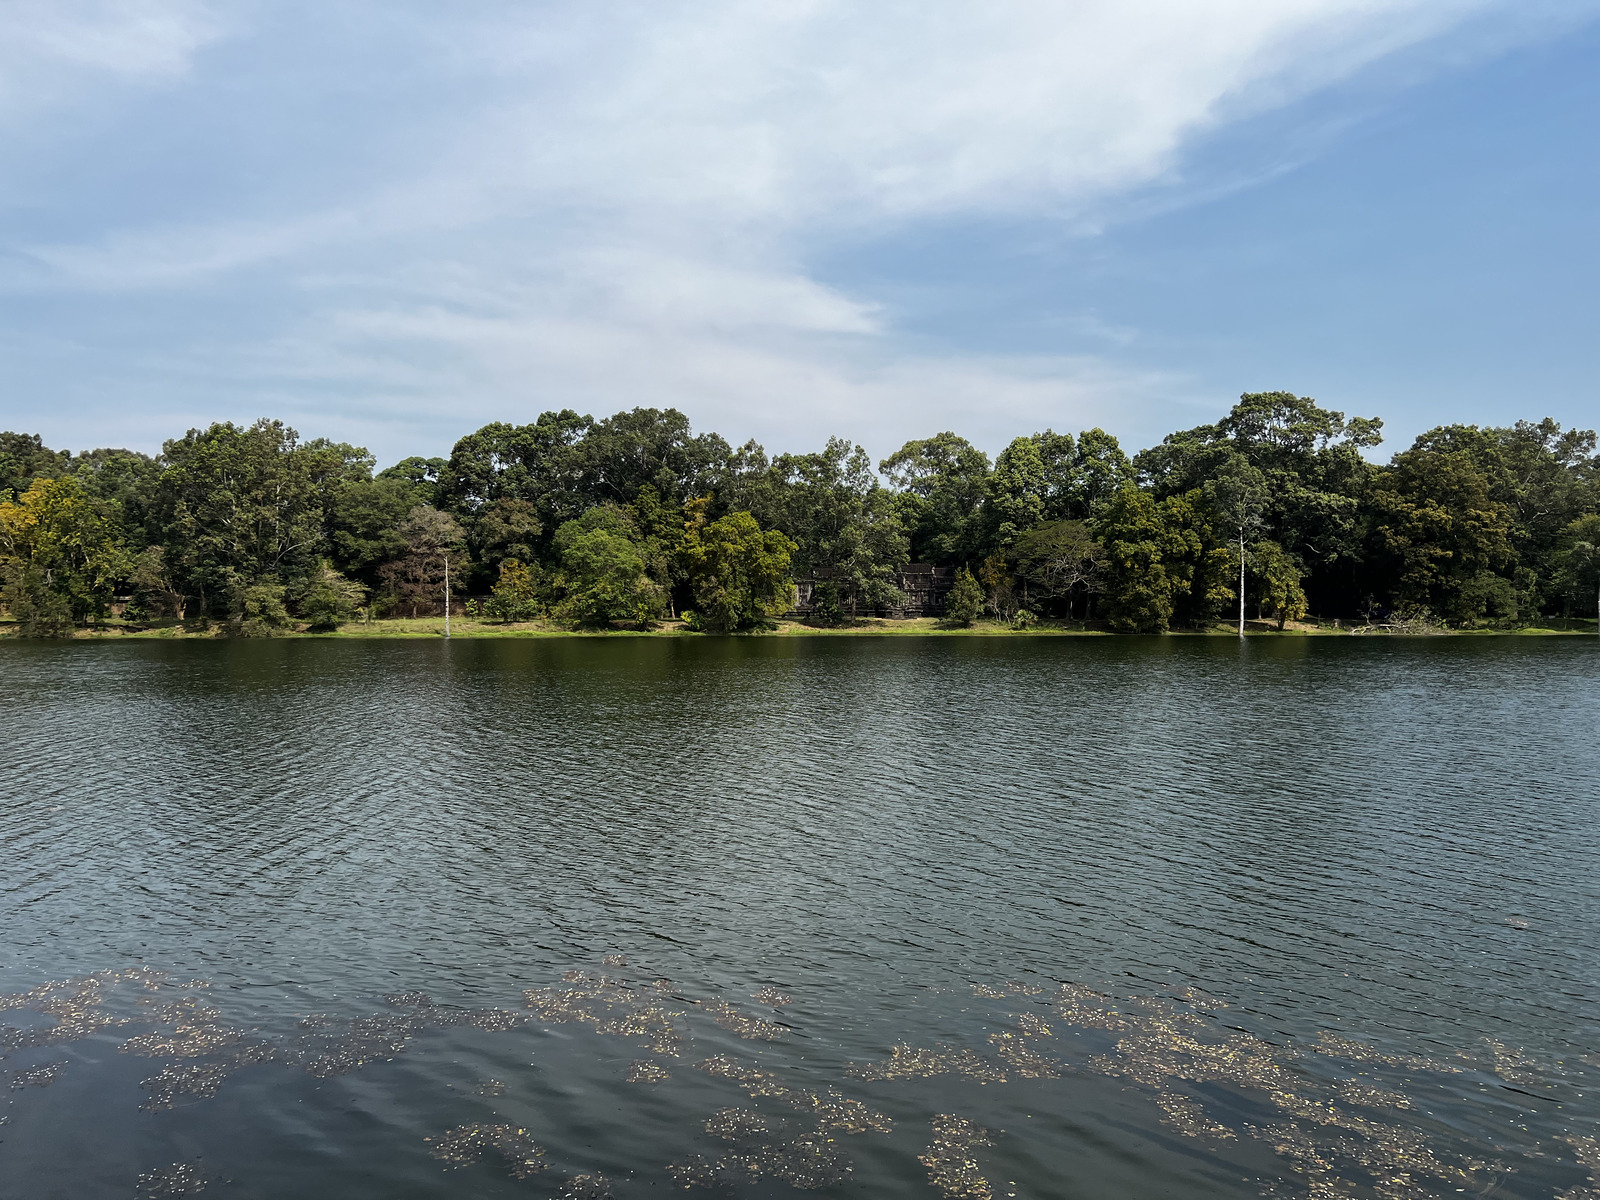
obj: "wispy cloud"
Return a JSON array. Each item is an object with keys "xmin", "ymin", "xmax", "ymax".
[
  {"xmin": 0, "ymin": 0, "xmax": 222, "ymax": 119},
  {"xmin": 0, "ymin": 0, "xmax": 1591, "ymax": 458}
]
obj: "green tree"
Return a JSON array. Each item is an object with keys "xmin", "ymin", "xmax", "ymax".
[
  {"xmin": 943, "ymin": 567, "xmax": 983, "ymax": 627},
  {"xmin": 0, "ymin": 476, "xmax": 131, "ymax": 634},
  {"xmin": 1137, "ymin": 392, "xmax": 1381, "ymax": 614},
  {"xmin": 770, "ymin": 438, "xmax": 906, "ymax": 619},
  {"xmin": 438, "ymin": 411, "xmax": 595, "ymax": 532},
  {"xmin": 227, "ymin": 578, "xmax": 292, "ymax": 637},
  {"xmin": 1249, "ymin": 540, "xmax": 1308, "ymax": 630},
  {"xmin": 469, "ymin": 498, "xmax": 543, "ymax": 581},
  {"xmin": 680, "ymin": 503, "xmax": 795, "ymax": 632},
  {"xmin": 1365, "ymin": 432, "xmax": 1515, "ymax": 624},
  {"xmin": 155, "ymin": 419, "xmax": 370, "ymax": 619},
  {"xmin": 986, "ymin": 429, "xmax": 1119, "ymax": 544},
  {"xmin": 880, "ymin": 433, "xmax": 992, "ymax": 564},
  {"xmin": 553, "ymin": 507, "xmax": 664, "ymax": 627},
  {"xmin": 378, "ymin": 506, "xmax": 467, "ymax": 618},
  {"xmin": 0, "ymin": 432, "xmax": 70, "ymax": 500},
  {"xmin": 293, "ymin": 560, "xmax": 367, "ymax": 631},
  {"xmin": 326, "ymin": 475, "xmax": 429, "ymax": 585},
  {"xmin": 1013, "ymin": 519, "xmax": 1103, "ymax": 620},
  {"xmin": 71, "ymin": 448, "xmax": 160, "ymax": 546},
  {"xmin": 1094, "ymin": 486, "xmax": 1230, "ymax": 633},
  {"xmin": 125, "ymin": 546, "xmax": 186, "ymax": 622},
  {"xmin": 486, "ymin": 558, "xmax": 543, "ymax": 623},
  {"xmin": 1555, "ymin": 514, "xmax": 1600, "ymax": 635},
  {"xmin": 1204, "ymin": 451, "xmax": 1267, "ymax": 637}
]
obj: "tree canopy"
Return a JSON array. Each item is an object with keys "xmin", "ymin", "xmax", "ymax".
[{"xmin": 2, "ymin": 393, "xmax": 1596, "ymax": 635}]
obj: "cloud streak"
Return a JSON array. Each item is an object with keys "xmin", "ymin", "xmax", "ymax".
[{"xmin": 0, "ymin": 0, "xmax": 1590, "ymax": 460}]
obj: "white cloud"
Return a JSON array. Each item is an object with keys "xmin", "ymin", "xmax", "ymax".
[
  {"xmin": 0, "ymin": 0, "xmax": 221, "ymax": 118},
  {"xmin": 2, "ymin": 0, "xmax": 1590, "ymax": 456}
]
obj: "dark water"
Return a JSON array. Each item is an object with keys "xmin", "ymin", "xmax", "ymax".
[{"xmin": 1, "ymin": 637, "xmax": 1597, "ymax": 1200}]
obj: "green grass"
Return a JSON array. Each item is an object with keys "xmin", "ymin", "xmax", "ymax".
[{"xmin": 8, "ymin": 614, "xmax": 1596, "ymax": 639}]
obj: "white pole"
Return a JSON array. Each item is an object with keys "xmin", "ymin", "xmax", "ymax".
[
  {"xmin": 1238, "ymin": 531, "xmax": 1245, "ymax": 639},
  {"xmin": 444, "ymin": 553, "xmax": 451, "ymax": 639}
]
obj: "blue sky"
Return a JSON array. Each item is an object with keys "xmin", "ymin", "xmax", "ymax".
[{"xmin": 1, "ymin": 1, "xmax": 1596, "ymax": 467}]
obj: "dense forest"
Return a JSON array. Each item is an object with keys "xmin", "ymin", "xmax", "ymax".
[{"xmin": 2, "ymin": 392, "xmax": 1598, "ymax": 635}]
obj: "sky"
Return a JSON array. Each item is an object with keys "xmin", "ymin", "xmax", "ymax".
[{"xmin": 0, "ymin": 0, "xmax": 1597, "ymax": 468}]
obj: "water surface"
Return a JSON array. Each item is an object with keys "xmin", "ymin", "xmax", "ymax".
[{"xmin": 1, "ymin": 637, "xmax": 1596, "ymax": 1199}]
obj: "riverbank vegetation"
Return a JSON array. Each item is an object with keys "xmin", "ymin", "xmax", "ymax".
[{"xmin": 3, "ymin": 393, "xmax": 1598, "ymax": 637}]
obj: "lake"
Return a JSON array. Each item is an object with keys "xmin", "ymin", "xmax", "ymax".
[{"xmin": 1, "ymin": 636, "xmax": 1596, "ymax": 1199}]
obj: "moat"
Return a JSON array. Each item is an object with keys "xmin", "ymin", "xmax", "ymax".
[{"xmin": 1, "ymin": 638, "xmax": 1596, "ymax": 1199}]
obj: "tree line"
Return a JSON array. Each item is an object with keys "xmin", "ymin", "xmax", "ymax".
[{"xmin": 1, "ymin": 392, "xmax": 1597, "ymax": 636}]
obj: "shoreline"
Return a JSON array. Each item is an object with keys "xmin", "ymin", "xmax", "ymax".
[{"xmin": 4, "ymin": 616, "xmax": 1596, "ymax": 640}]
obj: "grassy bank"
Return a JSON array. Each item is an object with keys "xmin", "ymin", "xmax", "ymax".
[{"xmin": 6, "ymin": 615, "xmax": 1597, "ymax": 639}]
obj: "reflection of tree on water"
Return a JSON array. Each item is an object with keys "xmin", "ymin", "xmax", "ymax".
[{"xmin": 1, "ymin": 962, "xmax": 1595, "ymax": 1199}]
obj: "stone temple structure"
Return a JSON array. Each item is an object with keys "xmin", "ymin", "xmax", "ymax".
[{"xmin": 789, "ymin": 564, "xmax": 957, "ymax": 619}]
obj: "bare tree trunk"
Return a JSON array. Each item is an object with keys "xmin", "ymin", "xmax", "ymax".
[
  {"xmin": 1238, "ymin": 533, "xmax": 1245, "ymax": 639},
  {"xmin": 444, "ymin": 554, "xmax": 451, "ymax": 638}
]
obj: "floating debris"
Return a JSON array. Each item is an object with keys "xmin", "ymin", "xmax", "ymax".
[
  {"xmin": 847, "ymin": 1043, "xmax": 1007, "ymax": 1084},
  {"xmin": 1563, "ymin": 1135, "xmax": 1600, "ymax": 1200},
  {"xmin": 10, "ymin": 1061, "xmax": 67, "ymax": 1089},
  {"xmin": 919, "ymin": 1113, "xmax": 994, "ymax": 1200},
  {"xmin": 601, "ymin": 954, "xmax": 629, "ymax": 968},
  {"xmin": 670, "ymin": 1109, "xmax": 850, "ymax": 1190},
  {"xmin": 626, "ymin": 1059, "xmax": 670, "ymax": 1083},
  {"xmin": 119, "ymin": 1009, "xmax": 243, "ymax": 1058},
  {"xmin": 1313, "ymin": 1032, "xmax": 1461, "ymax": 1075},
  {"xmin": 0, "ymin": 962, "xmax": 1568, "ymax": 1200},
  {"xmin": 1053, "ymin": 982, "xmax": 1135, "ymax": 1032},
  {"xmin": 135, "ymin": 1161, "xmax": 205, "ymax": 1198},
  {"xmin": 696, "ymin": 999, "xmax": 786, "ymax": 1041},
  {"xmin": 694, "ymin": 1056, "xmax": 892, "ymax": 1133},
  {"xmin": 1089, "ymin": 1017, "xmax": 1294, "ymax": 1092},
  {"xmin": 139, "ymin": 1062, "xmax": 232, "ymax": 1110},
  {"xmin": 293, "ymin": 1001, "xmax": 527, "ymax": 1077},
  {"xmin": 559, "ymin": 1173, "xmax": 613, "ymax": 1199},
  {"xmin": 988, "ymin": 1032, "xmax": 1063, "ymax": 1079},
  {"xmin": 707, "ymin": 1106, "xmax": 771, "ymax": 1139},
  {"xmin": 1155, "ymin": 1091, "xmax": 1235, "ymax": 1140},
  {"xmin": 1483, "ymin": 1038, "xmax": 1549, "ymax": 1090},
  {"xmin": 524, "ymin": 976, "xmax": 682, "ymax": 1055},
  {"xmin": 426, "ymin": 1123, "xmax": 547, "ymax": 1179},
  {"xmin": 1334, "ymin": 1080, "xmax": 1413, "ymax": 1111},
  {"xmin": 973, "ymin": 982, "xmax": 1042, "ymax": 1000}
]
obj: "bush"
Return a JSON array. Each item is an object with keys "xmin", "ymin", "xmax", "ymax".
[
  {"xmin": 1, "ymin": 565, "xmax": 75, "ymax": 637},
  {"xmin": 808, "ymin": 580, "xmax": 843, "ymax": 627},
  {"xmin": 294, "ymin": 561, "xmax": 366, "ymax": 631},
  {"xmin": 228, "ymin": 579, "xmax": 293, "ymax": 637},
  {"xmin": 944, "ymin": 568, "xmax": 983, "ymax": 627},
  {"xmin": 486, "ymin": 558, "xmax": 542, "ymax": 623}
]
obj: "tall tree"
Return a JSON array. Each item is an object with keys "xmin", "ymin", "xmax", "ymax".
[
  {"xmin": 1012, "ymin": 519, "xmax": 1103, "ymax": 620},
  {"xmin": 552, "ymin": 506, "xmax": 664, "ymax": 627},
  {"xmin": 768, "ymin": 438, "xmax": 907, "ymax": 619},
  {"xmin": 378, "ymin": 506, "xmax": 467, "ymax": 619},
  {"xmin": 1365, "ymin": 431, "xmax": 1515, "ymax": 623},
  {"xmin": 155, "ymin": 419, "xmax": 369, "ymax": 618},
  {"xmin": 880, "ymin": 433, "xmax": 992, "ymax": 564},
  {"xmin": 0, "ymin": 432, "xmax": 70, "ymax": 500},
  {"xmin": 680, "ymin": 503, "xmax": 795, "ymax": 632},
  {"xmin": 0, "ymin": 476, "xmax": 131, "ymax": 634}
]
